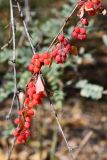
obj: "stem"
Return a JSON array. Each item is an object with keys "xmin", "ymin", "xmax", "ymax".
[
  {"xmin": 15, "ymin": 0, "xmax": 35, "ymax": 54},
  {"xmin": 7, "ymin": 0, "xmax": 20, "ymax": 159},
  {"xmin": 7, "ymin": 0, "xmax": 17, "ymax": 118},
  {"xmin": 40, "ymin": 74, "xmax": 74, "ymax": 155},
  {"xmin": 47, "ymin": 4, "xmax": 78, "ymax": 51}
]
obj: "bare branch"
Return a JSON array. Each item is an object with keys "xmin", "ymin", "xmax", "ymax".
[
  {"xmin": 7, "ymin": 0, "xmax": 17, "ymax": 119},
  {"xmin": 47, "ymin": 4, "xmax": 78, "ymax": 51},
  {"xmin": 15, "ymin": 0, "xmax": 35, "ymax": 54},
  {"xmin": 73, "ymin": 131, "xmax": 93, "ymax": 160},
  {"xmin": 18, "ymin": 0, "xmax": 31, "ymax": 47},
  {"xmin": 7, "ymin": 0, "xmax": 20, "ymax": 159}
]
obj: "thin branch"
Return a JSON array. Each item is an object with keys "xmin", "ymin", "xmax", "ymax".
[
  {"xmin": 47, "ymin": 4, "xmax": 78, "ymax": 51},
  {"xmin": 24, "ymin": 0, "xmax": 31, "ymax": 23},
  {"xmin": 1, "ymin": 38, "xmax": 12, "ymax": 50},
  {"xmin": 8, "ymin": 138, "xmax": 16, "ymax": 160},
  {"xmin": 40, "ymin": 74, "xmax": 74, "ymax": 156},
  {"xmin": 7, "ymin": 0, "xmax": 17, "ymax": 119},
  {"xmin": 7, "ymin": 0, "xmax": 19, "ymax": 159},
  {"xmin": 73, "ymin": 131, "xmax": 93, "ymax": 160},
  {"xmin": 18, "ymin": 0, "xmax": 31, "ymax": 47},
  {"xmin": 15, "ymin": 0, "xmax": 35, "ymax": 54}
]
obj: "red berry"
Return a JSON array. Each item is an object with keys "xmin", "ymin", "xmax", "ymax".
[
  {"xmin": 63, "ymin": 38, "xmax": 68, "ymax": 46},
  {"xmin": 17, "ymin": 134, "xmax": 25, "ymax": 142},
  {"xmin": 29, "ymin": 102, "xmax": 34, "ymax": 108},
  {"xmin": 82, "ymin": 34, "xmax": 87, "ymax": 40},
  {"xmin": 58, "ymin": 34, "xmax": 64, "ymax": 42},
  {"xmin": 51, "ymin": 50, "xmax": 58, "ymax": 57},
  {"xmin": 88, "ymin": 10, "xmax": 96, "ymax": 16},
  {"xmin": 14, "ymin": 118, "xmax": 20, "ymax": 125},
  {"xmin": 33, "ymin": 54, "xmax": 40, "ymax": 59},
  {"xmin": 44, "ymin": 59, "xmax": 51, "ymax": 65},
  {"xmin": 18, "ymin": 110, "xmax": 23, "ymax": 115},
  {"xmin": 28, "ymin": 110, "xmax": 34, "ymax": 116},
  {"xmin": 58, "ymin": 49, "xmax": 62, "ymax": 55},
  {"xmin": 34, "ymin": 66, "xmax": 40, "ymax": 73},
  {"xmin": 28, "ymin": 82, "xmax": 34, "ymax": 88},
  {"xmin": 25, "ymin": 116, "xmax": 31, "ymax": 122},
  {"xmin": 39, "ymin": 56, "xmax": 44, "ymax": 63},
  {"xmin": 81, "ymin": 18, "xmax": 89, "ymax": 26},
  {"xmin": 80, "ymin": 28, "xmax": 86, "ymax": 34},
  {"xmin": 85, "ymin": 1, "xmax": 94, "ymax": 10},
  {"xmin": 28, "ymin": 64, "xmax": 34, "ymax": 72},
  {"xmin": 56, "ymin": 43, "xmax": 62, "ymax": 49},
  {"xmin": 34, "ymin": 61, "xmax": 41, "ymax": 68},
  {"xmin": 74, "ymin": 27, "xmax": 80, "ymax": 33},
  {"xmin": 72, "ymin": 31, "xmax": 78, "ymax": 38},
  {"xmin": 31, "ymin": 58, "xmax": 35, "ymax": 64},
  {"xmin": 24, "ymin": 122, "xmax": 31, "ymax": 128},
  {"xmin": 24, "ymin": 98, "xmax": 30, "ymax": 105},
  {"xmin": 25, "ymin": 130, "xmax": 30, "ymax": 138},
  {"xmin": 66, "ymin": 44, "xmax": 71, "ymax": 52},
  {"xmin": 55, "ymin": 55, "xmax": 62, "ymax": 64},
  {"xmin": 42, "ymin": 52, "xmax": 50, "ymax": 59}
]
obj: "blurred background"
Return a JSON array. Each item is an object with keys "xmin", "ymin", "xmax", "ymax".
[{"xmin": 0, "ymin": 0, "xmax": 107, "ymax": 160}]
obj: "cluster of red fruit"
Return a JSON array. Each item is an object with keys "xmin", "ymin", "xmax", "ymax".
[
  {"xmin": 51, "ymin": 35, "xmax": 71, "ymax": 64},
  {"xmin": 13, "ymin": 79, "xmax": 45, "ymax": 144},
  {"xmin": 28, "ymin": 52, "xmax": 52, "ymax": 74},
  {"xmin": 72, "ymin": 0, "xmax": 103, "ymax": 40},
  {"xmin": 13, "ymin": 0, "xmax": 104, "ymax": 144},
  {"xmin": 78, "ymin": 0, "xmax": 103, "ymax": 16},
  {"xmin": 72, "ymin": 26, "xmax": 87, "ymax": 40}
]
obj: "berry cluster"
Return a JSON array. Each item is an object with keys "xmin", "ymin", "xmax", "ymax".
[
  {"xmin": 13, "ymin": 0, "xmax": 105, "ymax": 144},
  {"xmin": 13, "ymin": 78, "xmax": 45, "ymax": 144},
  {"xmin": 72, "ymin": 0, "xmax": 104, "ymax": 41},
  {"xmin": 72, "ymin": 26, "xmax": 87, "ymax": 40},
  {"xmin": 85, "ymin": 0, "xmax": 103, "ymax": 16},
  {"xmin": 78, "ymin": 0, "xmax": 103, "ymax": 16},
  {"xmin": 51, "ymin": 35, "xmax": 72, "ymax": 64},
  {"xmin": 28, "ymin": 52, "xmax": 52, "ymax": 74}
]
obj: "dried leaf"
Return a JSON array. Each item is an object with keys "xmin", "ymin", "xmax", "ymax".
[
  {"xmin": 35, "ymin": 75, "xmax": 45, "ymax": 94},
  {"xmin": 77, "ymin": 6, "xmax": 85, "ymax": 18},
  {"xmin": 71, "ymin": 46, "xmax": 78, "ymax": 56}
]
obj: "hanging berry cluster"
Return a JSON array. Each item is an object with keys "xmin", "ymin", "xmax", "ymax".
[
  {"xmin": 13, "ymin": 0, "xmax": 105, "ymax": 144},
  {"xmin": 13, "ymin": 76, "xmax": 45, "ymax": 144}
]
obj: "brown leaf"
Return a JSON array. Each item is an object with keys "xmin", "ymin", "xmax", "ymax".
[{"xmin": 71, "ymin": 46, "xmax": 78, "ymax": 56}]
